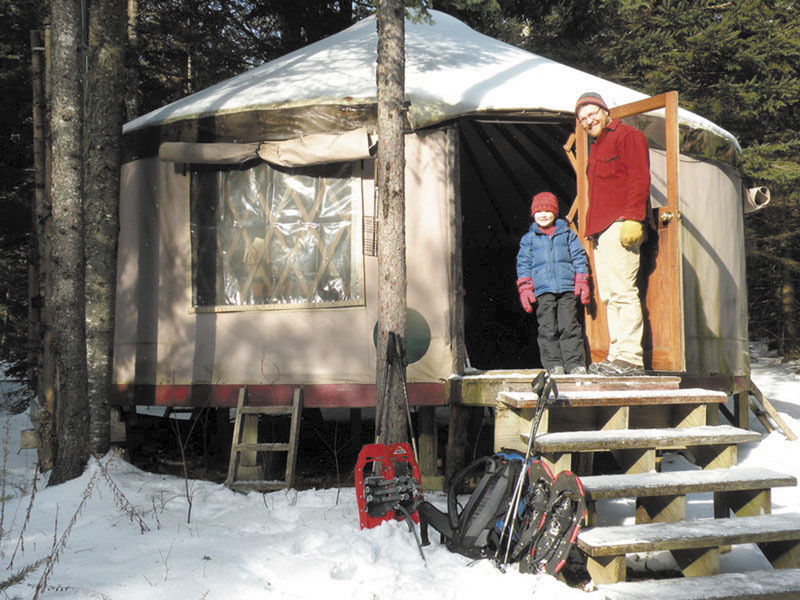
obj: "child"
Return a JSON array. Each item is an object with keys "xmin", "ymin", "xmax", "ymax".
[{"xmin": 516, "ymin": 192, "xmax": 591, "ymax": 375}]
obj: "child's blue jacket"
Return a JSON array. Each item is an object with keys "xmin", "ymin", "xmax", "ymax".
[{"xmin": 516, "ymin": 219, "xmax": 588, "ymax": 295}]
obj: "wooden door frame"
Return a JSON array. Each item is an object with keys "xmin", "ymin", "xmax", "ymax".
[{"xmin": 564, "ymin": 91, "xmax": 684, "ymax": 371}]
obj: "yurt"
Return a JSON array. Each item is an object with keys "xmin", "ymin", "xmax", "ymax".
[{"xmin": 115, "ymin": 11, "xmax": 767, "ymax": 471}]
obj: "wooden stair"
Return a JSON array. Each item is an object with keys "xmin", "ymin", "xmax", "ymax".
[
  {"xmin": 527, "ymin": 424, "xmax": 760, "ymax": 474},
  {"xmin": 486, "ymin": 372, "xmax": 800, "ymax": 597},
  {"xmin": 581, "ymin": 467, "xmax": 797, "ymax": 526},
  {"xmin": 598, "ymin": 568, "xmax": 800, "ymax": 600},
  {"xmin": 579, "ymin": 513, "xmax": 800, "ymax": 584},
  {"xmin": 225, "ymin": 386, "xmax": 302, "ymax": 492}
]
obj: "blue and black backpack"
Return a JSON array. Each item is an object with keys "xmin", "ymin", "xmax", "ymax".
[{"xmin": 417, "ymin": 449, "xmax": 528, "ymax": 560}]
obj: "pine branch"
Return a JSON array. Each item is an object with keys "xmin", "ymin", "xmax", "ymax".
[
  {"xmin": 0, "ymin": 557, "xmax": 46, "ymax": 592},
  {"xmin": 7, "ymin": 462, "xmax": 41, "ymax": 570},
  {"xmin": 32, "ymin": 469, "xmax": 100, "ymax": 600},
  {"xmin": 95, "ymin": 457, "xmax": 151, "ymax": 533},
  {"xmin": 36, "ymin": 584, "xmax": 115, "ymax": 599},
  {"xmin": 748, "ymin": 249, "xmax": 800, "ymax": 274}
]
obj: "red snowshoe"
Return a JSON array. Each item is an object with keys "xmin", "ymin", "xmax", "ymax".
[{"xmin": 355, "ymin": 443, "xmax": 423, "ymax": 530}]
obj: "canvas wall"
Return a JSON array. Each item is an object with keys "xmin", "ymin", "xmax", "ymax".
[
  {"xmin": 649, "ymin": 150, "xmax": 750, "ymax": 377},
  {"xmin": 113, "ymin": 130, "xmax": 456, "ymax": 389}
]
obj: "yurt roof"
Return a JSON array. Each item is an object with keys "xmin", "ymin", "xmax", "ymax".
[{"xmin": 124, "ymin": 10, "xmax": 740, "ymax": 157}]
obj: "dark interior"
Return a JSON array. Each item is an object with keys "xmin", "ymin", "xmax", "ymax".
[{"xmin": 457, "ymin": 116, "xmax": 578, "ymax": 370}]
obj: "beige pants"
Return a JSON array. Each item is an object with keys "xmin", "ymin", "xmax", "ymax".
[{"xmin": 593, "ymin": 221, "xmax": 644, "ymax": 366}]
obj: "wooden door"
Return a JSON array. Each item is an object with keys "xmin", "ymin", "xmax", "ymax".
[{"xmin": 565, "ymin": 92, "xmax": 684, "ymax": 372}]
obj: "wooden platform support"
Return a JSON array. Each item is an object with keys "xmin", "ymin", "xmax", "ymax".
[{"xmin": 748, "ymin": 380, "xmax": 797, "ymax": 441}]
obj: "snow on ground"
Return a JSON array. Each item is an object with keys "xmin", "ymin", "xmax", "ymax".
[{"xmin": 1, "ymin": 343, "xmax": 799, "ymax": 599}]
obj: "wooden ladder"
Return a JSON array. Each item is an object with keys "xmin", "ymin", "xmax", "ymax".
[{"xmin": 225, "ymin": 386, "xmax": 302, "ymax": 492}]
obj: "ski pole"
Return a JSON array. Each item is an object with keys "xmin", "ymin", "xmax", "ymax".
[
  {"xmin": 494, "ymin": 371, "xmax": 547, "ymax": 565},
  {"xmin": 503, "ymin": 376, "xmax": 557, "ymax": 562},
  {"xmin": 501, "ymin": 372, "xmax": 558, "ymax": 564},
  {"xmin": 395, "ymin": 334, "xmax": 420, "ymax": 465},
  {"xmin": 374, "ymin": 332, "xmax": 397, "ymax": 444}
]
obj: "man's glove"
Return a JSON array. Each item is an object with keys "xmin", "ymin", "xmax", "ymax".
[
  {"xmin": 619, "ymin": 220, "xmax": 644, "ymax": 249},
  {"xmin": 574, "ymin": 272, "xmax": 591, "ymax": 305},
  {"xmin": 517, "ymin": 277, "xmax": 536, "ymax": 313}
]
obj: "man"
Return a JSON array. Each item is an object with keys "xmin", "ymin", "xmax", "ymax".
[{"xmin": 575, "ymin": 92, "xmax": 650, "ymax": 376}]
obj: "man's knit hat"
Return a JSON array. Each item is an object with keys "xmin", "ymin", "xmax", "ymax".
[
  {"xmin": 530, "ymin": 192, "xmax": 559, "ymax": 217},
  {"xmin": 575, "ymin": 92, "xmax": 610, "ymax": 114}
]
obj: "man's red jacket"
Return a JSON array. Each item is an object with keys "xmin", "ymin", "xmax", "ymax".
[{"xmin": 585, "ymin": 119, "xmax": 651, "ymax": 237}]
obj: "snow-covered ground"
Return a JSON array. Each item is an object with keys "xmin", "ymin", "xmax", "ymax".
[{"xmin": 2, "ymin": 342, "xmax": 799, "ymax": 599}]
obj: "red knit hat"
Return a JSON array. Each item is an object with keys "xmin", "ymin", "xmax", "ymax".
[
  {"xmin": 575, "ymin": 92, "xmax": 610, "ymax": 114},
  {"xmin": 530, "ymin": 192, "xmax": 559, "ymax": 217}
]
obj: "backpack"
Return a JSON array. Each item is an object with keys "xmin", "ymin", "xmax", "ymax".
[{"xmin": 417, "ymin": 449, "xmax": 527, "ymax": 560}]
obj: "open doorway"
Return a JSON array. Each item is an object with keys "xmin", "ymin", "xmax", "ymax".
[{"xmin": 457, "ymin": 116, "xmax": 578, "ymax": 370}]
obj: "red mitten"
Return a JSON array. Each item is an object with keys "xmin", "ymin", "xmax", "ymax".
[
  {"xmin": 517, "ymin": 277, "xmax": 536, "ymax": 313},
  {"xmin": 574, "ymin": 272, "xmax": 591, "ymax": 305}
]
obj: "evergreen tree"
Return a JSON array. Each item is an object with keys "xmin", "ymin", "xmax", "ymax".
[
  {"xmin": 85, "ymin": 0, "xmax": 127, "ymax": 456},
  {"xmin": 600, "ymin": 0, "xmax": 800, "ymax": 354},
  {"xmin": 0, "ymin": 1, "xmax": 39, "ymax": 382},
  {"xmin": 431, "ymin": 0, "xmax": 800, "ymax": 354},
  {"xmin": 131, "ymin": 0, "xmax": 367, "ymax": 116},
  {"xmin": 49, "ymin": 0, "xmax": 90, "ymax": 485}
]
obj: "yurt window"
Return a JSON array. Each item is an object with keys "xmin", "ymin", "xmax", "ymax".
[{"xmin": 189, "ymin": 160, "xmax": 364, "ymax": 310}]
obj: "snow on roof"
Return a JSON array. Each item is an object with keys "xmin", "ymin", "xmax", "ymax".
[{"xmin": 123, "ymin": 10, "xmax": 739, "ymax": 152}]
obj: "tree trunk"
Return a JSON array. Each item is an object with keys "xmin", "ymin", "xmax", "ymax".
[
  {"xmin": 30, "ymin": 27, "xmax": 57, "ymax": 470},
  {"xmin": 48, "ymin": 0, "xmax": 89, "ymax": 485},
  {"xmin": 125, "ymin": 0, "xmax": 139, "ymax": 121},
  {"xmin": 85, "ymin": 0, "xmax": 126, "ymax": 456},
  {"xmin": 375, "ymin": 0, "xmax": 407, "ymax": 446},
  {"xmin": 780, "ymin": 264, "xmax": 798, "ymax": 357}
]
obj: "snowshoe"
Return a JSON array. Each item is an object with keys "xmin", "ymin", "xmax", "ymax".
[
  {"xmin": 520, "ymin": 469, "xmax": 586, "ymax": 576},
  {"xmin": 504, "ymin": 459, "xmax": 554, "ymax": 561},
  {"xmin": 355, "ymin": 443, "xmax": 423, "ymax": 530}
]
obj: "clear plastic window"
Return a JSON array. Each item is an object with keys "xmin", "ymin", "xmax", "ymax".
[{"xmin": 190, "ymin": 161, "xmax": 363, "ymax": 310}]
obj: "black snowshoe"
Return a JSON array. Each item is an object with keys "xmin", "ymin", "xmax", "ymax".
[
  {"xmin": 501, "ymin": 459, "xmax": 554, "ymax": 562},
  {"xmin": 520, "ymin": 469, "xmax": 587, "ymax": 576}
]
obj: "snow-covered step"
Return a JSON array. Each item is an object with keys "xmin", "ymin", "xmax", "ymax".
[
  {"xmin": 581, "ymin": 467, "xmax": 797, "ymax": 524},
  {"xmin": 598, "ymin": 568, "xmax": 800, "ymax": 600},
  {"xmin": 527, "ymin": 425, "xmax": 761, "ymax": 473},
  {"xmin": 497, "ymin": 387, "xmax": 728, "ymax": 439},
  {"xmin": 583, "ymin": 467, "xmax": 796, "ymax": 500},
  {"xmin": 462, "ymin": 370, "xmax": 681, "ymax": 406},
  {"xmin": 500, "ymin": 387, "xmax": 727, "ymax": 409},
  {"xmin": 529, "ymin": 425, "xmax": 761, "ymax": 452},
  {"xmin": 578, "ymin": 512, "xmax": 800, "ymax": 584}
]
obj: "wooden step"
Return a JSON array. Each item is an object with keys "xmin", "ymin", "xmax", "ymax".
[
  {"xmin": 583, "ymin": 467, "xmax": 797, "ymax": 500},
  {"xmin": 226, "ymin": 479, "xmax": 292, "ymax": 492},
  {"xmin": 598, "ymin": 568, "xmax": 800, "ymax": 600},
  {"xmin": 500, "ymin": 387, "xmax": 727, "ymax": 409},
  {"xmin": 582, "ymin": 467, "xmax": 796, "ymax": 525},
  {"xmin": 529, "ymin": 425, "xmax": 761, "ymax": 452},
  {"xmin": 238, "ymin": 405, "xmax": 294, "ymax": 416},
  {"xmin": 578, "ymin": 512, "xmax": 800, "ymax": 584},
  {"xmin": 460, "ymin": 370, "xmax": 681, "ymax": 406},
  {"xmin": 527, "ymin": 425, "xmax": 761, "ymax": 474},
  {"xmin": 580, "ymin": 512, "xmax": 800, "ymax": 556},
  {"xmin": 234, "ymin": 442, "xmax": 291, "ymax": 452}
]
